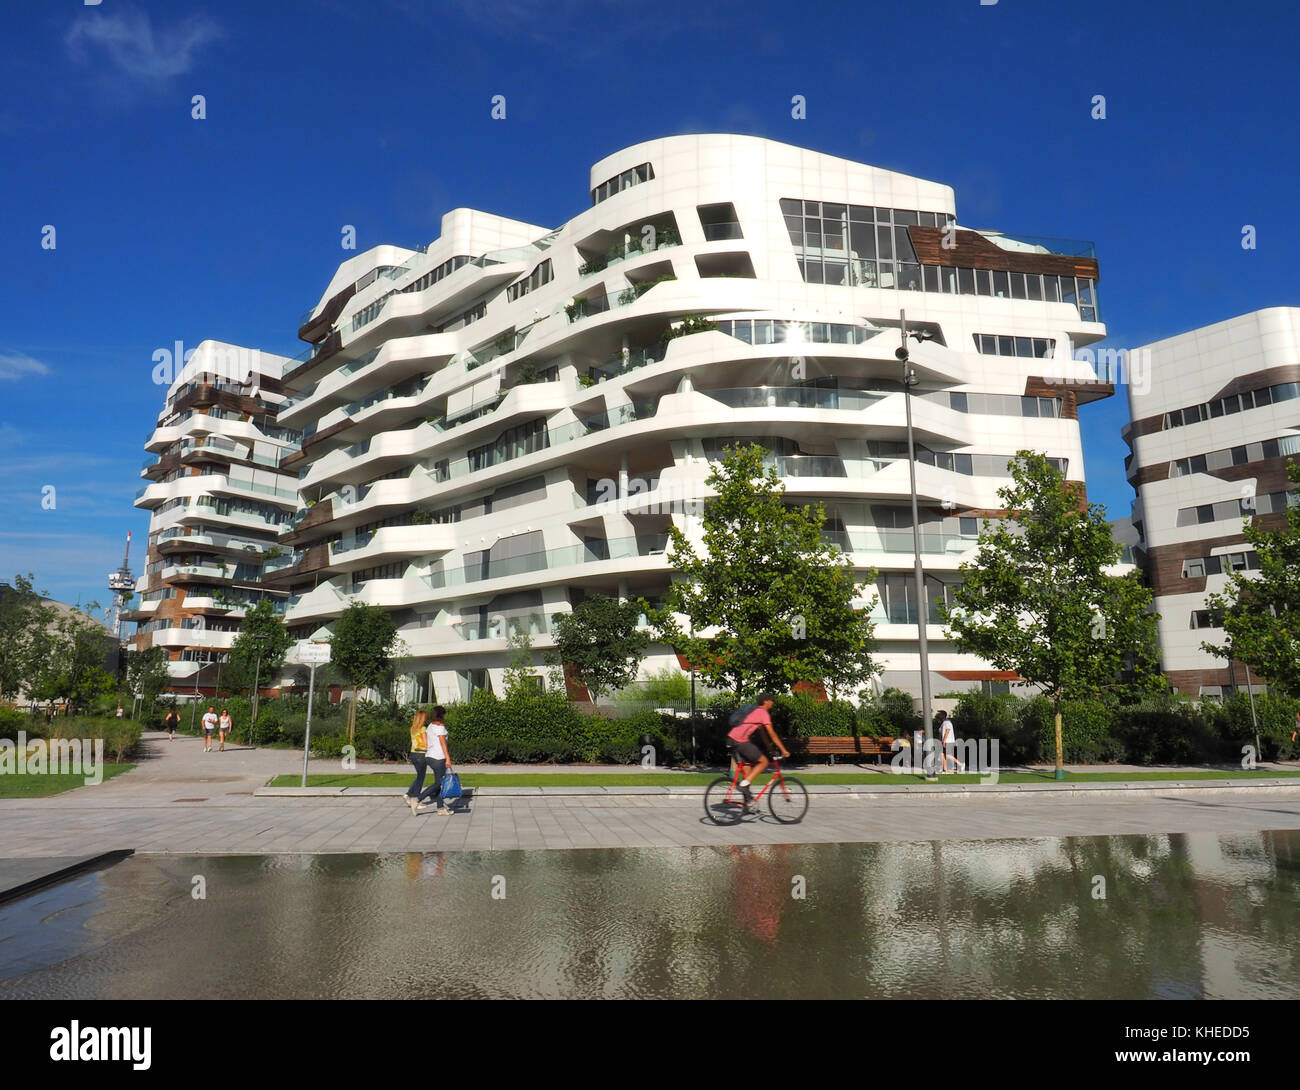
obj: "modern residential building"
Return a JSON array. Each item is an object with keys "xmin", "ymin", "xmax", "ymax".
[
  {"xmin": 1123, "ymin": 307, "xmax": 1300, "ymax": 696},
  {"xmin": 126, "ymin": 341, "xmax": 300, "ymax": 695},
  {"xmin": 269, "ymin": 134, "xmax": 1112, "ymax": 703}
]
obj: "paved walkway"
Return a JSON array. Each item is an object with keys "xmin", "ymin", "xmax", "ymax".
[{"xmin": 1, "ymin": 732, "xmax": 1298, "ymax": 856}]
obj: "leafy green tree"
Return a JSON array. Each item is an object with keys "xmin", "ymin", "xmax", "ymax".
[
  {"xmin": 227, "ymin": 598, "xmax": 291, "ymax": 699},
  {"xmin": 944, "ymin": 452, "xmax": 1162, "ymax": 777},
  {"xmin": 126, "ymin": 646, "xmax": 171, "ymax": 717},
  {"xmin": 551, "ymin": 595, "xmax": 649, "ymax": 703},
  {"xmin": 29, "ymin": 605, "xmax": 117, "ymax": 714},
  {"xmin": 0, "ymin": 574, "xmax": 54, "ymax": 703},
  {"xmin": 331, "ymin": 601, "xmax": 399, "ymax": 738},
  {"xmin": 502, "ymin": 630, "xmax": 547, "ymax": 699},
  {"xmin": 1204, "ymin": 459, "xmax": 1300, "ymax": 699},
  {"xmin": 653, "ymin": 443, "xmax": 878, "ymax": 698}
]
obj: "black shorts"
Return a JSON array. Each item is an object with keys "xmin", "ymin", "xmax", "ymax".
[{"xmin": 733, "ymin": 740, "xmax": 764, "ymax": 764}]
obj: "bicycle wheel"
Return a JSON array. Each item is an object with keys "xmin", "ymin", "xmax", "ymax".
[
  {"xmin": 767, "ymin": 775, "xmax": 809, "ymax": 823},
  {"xmin": 704, "ymin": 777, "xmax": 745, "ymax": 825}
]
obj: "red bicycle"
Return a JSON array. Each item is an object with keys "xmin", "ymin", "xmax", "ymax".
[{"xmin": 704, "ymin": 754, "xmax": 808, "ymax": 825}]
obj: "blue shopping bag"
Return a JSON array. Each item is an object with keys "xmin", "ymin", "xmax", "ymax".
[{"xmin": 439, "ymin": 771, "xmax": 463, "ymax": 801}]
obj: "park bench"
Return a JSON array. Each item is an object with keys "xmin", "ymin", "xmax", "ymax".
[{"xmin": 793, "ymin": 736, "xmax": 897, "ymax": 766}]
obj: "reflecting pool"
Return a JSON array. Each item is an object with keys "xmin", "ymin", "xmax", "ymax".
[{"xmin": 1, "ymin": 831, "xmax": 1297, "ymax": 999}]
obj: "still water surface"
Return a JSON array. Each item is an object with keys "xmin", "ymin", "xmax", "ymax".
[{"xmin": 1, "ymin": 831, "xmax": 1297, "ymax": 999}]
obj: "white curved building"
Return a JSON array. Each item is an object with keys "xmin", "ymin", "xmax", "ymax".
[
  {"xmin": 269, "ymin": 134, "xmax": 1111, "ymax": 703},
  {"xmin": 127, "ymin": 340, "xmax": 300, "ymax": 692}
]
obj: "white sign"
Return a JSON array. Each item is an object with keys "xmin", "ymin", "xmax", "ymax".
[{"xmin": 295, "ymin": 641, "xmax": 331, "ymax": 664}]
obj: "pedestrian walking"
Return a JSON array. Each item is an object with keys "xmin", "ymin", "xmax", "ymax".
[
  {"xmin": 404, "ymin": 706, "xmax": 453, "ymax": 816},
  {"xmin": 115, "ymin": 705, "xmax": 125, "ymax": 719},
  {"xmin": 164, "ymin": 708, "xmax": 179, "ymax": 741},
  {"xmin": 218, "ymin": 708, "xmax": 233, "ymax": 752},
  {"xmin": 936, "ymin": 710, "xmax": 964, "ymax": 773},
  {"xmin": 201, "ymin": 706, "xmax": 217, "ymax": 753}
]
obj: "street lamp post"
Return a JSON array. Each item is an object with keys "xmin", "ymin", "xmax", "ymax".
[{"xmin": 897, "ymin": 310, "xmax": 938, "ymax": 782}]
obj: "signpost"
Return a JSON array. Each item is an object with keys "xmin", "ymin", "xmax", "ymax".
[{"xmin": 294, "ymin": 641, "xmax": 331, "ymax": 788}]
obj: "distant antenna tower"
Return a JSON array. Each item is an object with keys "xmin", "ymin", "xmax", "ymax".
[{"xmin": 106, "ymin": 530, "xmax": 135, "ymax": 642}]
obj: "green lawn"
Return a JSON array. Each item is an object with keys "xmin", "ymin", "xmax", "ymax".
[
  {"xmin": 268, "ymin": 768, "xmax": 1300, "ymax": 789},
  {"xmin": 0, "ymin": 764, "xmax": 135, "ymax": 797}
]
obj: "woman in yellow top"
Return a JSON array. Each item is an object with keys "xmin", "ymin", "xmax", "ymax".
[{"xmin": 405, "ymin": 707, "xmax": 454, "ymax": 816}]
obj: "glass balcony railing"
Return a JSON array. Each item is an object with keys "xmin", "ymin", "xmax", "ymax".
[
  {"xmin": 278, "ymin": 383, "xmax": 318, "ymax": 414},
  {"xmin": 262, "ymin": 552, "xmax": 302, "ymax": 574},
  {"xmin": 587, "ymin": 342, "xmax": 668, "ymax": 384},
  {"xmin": 426, "ymin": 534, "xmax": 670, "ymax": 589},
  {"xmin": 702, "ymin": 387, "xmax": 888, "ymax": 412},
  {"xmin": 577, "ymin": 235, "xmax": 681, "ymax": 278},
  {"xmin": 768, "ymin": 455, "xmax": 847, "ymax": 478},
  {"xmin": 330, "ymin": 532, "xmax": 374, "ymax": 557},
  {"xmin": 702, "ymin": 222, "xmax": 743, "ymax": 241},
  {"xmin": 978, "ymin": 231, "xmax": 1096, "ymax": 259}
]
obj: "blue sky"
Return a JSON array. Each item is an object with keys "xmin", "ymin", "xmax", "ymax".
[{"xmin": 1, "ymin": 0, "xmax": 1297, "ymax": 610}]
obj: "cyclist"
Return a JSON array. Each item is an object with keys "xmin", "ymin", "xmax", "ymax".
[{"xmin": 728, "ymin": 694, "xmax": 790, "ymax": 811}]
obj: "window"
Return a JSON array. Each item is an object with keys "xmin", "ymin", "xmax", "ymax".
[
  {"xmin": 593, "ymin": 162, "xmax": 654, "ymax": 204},
  {"xmin": 973, "ymin": 334, "xmax": 1057, "ymax": 358},
  {"xmin": 506, "ymin": 259, "xmax": 553, "ymax": 302},
  {"xmin": 1182, "ymin": 558, "xmax": 1205, "ymax": 579}
]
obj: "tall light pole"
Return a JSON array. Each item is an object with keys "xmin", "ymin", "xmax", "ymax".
[{"xmin": 897, "ymin": 310, "xmax": 938, "ymax": 782}]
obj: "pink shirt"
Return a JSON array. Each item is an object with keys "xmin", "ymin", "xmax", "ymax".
[{"xmin": 728, "ymin": 706, "xmax": 771, "ymax": 744}]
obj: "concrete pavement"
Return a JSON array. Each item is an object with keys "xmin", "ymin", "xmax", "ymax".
[{"xmin": 1, "ymin": 731, "xmax": 1298, "ymax": 856}]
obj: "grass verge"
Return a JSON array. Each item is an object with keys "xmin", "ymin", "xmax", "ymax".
[{"xmin": 0, "ymin": 764, "xmax": 135, "ymax": 797}]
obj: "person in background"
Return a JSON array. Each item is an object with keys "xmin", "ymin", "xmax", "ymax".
[
  {"xmin": 115, "ymin": 705, "xmax": 125, "ymax": 719},
  {"xmin": 164, "ymin": 708, "xmax": 180, "ymax": 741},
  {"xmin": 201, "ymin": 706, "xmax": 218, "ymax": 753},
  {"xmin": 936, "ymin": 710, "xmax": 964, "ymax": 773},
  {"xmin": 218, "ymin": 707, "xmax": 233, "ymax": 752},
  {"xmin": 416, "ymin": 706, "xmax": 453, "ymax": 815},
  {"xmin": 405, "ymin": 709, "xmax": 433, "ymax": 815}
]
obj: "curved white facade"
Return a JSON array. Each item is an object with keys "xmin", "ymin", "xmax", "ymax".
[
  {"xmin": 129, "ymin": 340, "xmax": 300, "ymax": 689},
  {"xmin": 264, "ymin": 135, "xmax": 1109, "ymax": 702}
]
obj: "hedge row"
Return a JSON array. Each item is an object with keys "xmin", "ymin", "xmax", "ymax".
[
  {"xmin": 952, "ymin": 690, "xmax": 1300, "ymax": 765},
  {"xmin": 26, "ymin": 684, "xmax": 1293, "ymax": 768}
]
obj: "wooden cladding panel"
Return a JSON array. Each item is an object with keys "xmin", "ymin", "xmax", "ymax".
[
  {"xmin": 298, "ymin": 283, "xmax": 357, "ymax": 344},
  {"xmin": 906, "ymin": 226, "xmax": 1099, "ymax": 279}
]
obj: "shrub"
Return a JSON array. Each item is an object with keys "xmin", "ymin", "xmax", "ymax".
[
  {"xmin": 0, "ymin": 705, "xmax": 25, "ymax": 742},
  {"xmin": 858, "ymin": 688, "xmax": 919, "ymax": 738},
  {"xmin": 955, "ymin": 690, "xmax": 1040, "ymax": 764},
  {"xmin": 775, "ymin": 693, "xmax": 854, "ymax": 738}
]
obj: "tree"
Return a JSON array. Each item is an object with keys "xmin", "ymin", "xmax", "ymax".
[
  {"xmin": 227, "ymin": 598, "xmax": 291, "ymax": 697},
  {"xmin": 944, "ymin": 451, "xmax": 1162, "ymax": 778},
  {"xmin": 126, "ymin": 646, "xmax": 171, "ymax": 718},
  {"xmin": 331, "ymin": 602, "xmax": 399, "ymax": 739},
  {"xmin": 0, "ymin": 574, "xmax": 54, "ymax": 703},
  {"xmin": 502, "ymin": 630, "xmax": 546, "ymax": 699},
  {"xmin": 652, "ymin": 443, "xmax": 878, "ymax": 697},
  {"xmin": 551, "ymin": 595, "xmax": 649, "ymax": 703},
  {"xmin": 29, "ymin": 605, "xmax": 117, "ymax": 715},
  {"xmin": 1204, "ymin": 458, "xmax": 1300, "ymax": 698}
]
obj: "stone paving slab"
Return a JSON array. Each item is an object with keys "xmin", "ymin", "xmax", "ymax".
[{"xmin": 2, "ymin": 787, "xmax": 1299, "ymax": 857}]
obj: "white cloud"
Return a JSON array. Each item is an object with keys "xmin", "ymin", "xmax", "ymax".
[
  {"xmin": 65, "ymin": 5, "xmax": 223, "ymax": 83},
  {"xmin": 0, "ymin": 353, "xmax": 51, "ymax": 381}
]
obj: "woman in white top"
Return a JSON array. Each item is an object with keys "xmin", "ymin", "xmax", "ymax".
[
  {"xmin": 218, "ymin": 708, "xmax": 233, "ymax": 752},
  {"xmin": 413, "ymin": 706, "xmax": 454, "ymax": 815}
]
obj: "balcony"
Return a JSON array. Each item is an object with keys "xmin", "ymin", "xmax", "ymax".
[
  {"xmin": 577, "ymin": 233, "xmax": 680, "ymax": 278},
  {"xmin": 701, "ymin": 387, "xmax": 888, "ymax": 413},
  {"xmin": 701, "ymin": 222, "xmax": 743, "ymax": 241},
  {"xmin": 587, "ymin": 342, "xmax": 668, "ymax": 384},
  {"xmin": 425, "ymin": 534, "xmax": 670, "ymax": 590}
]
